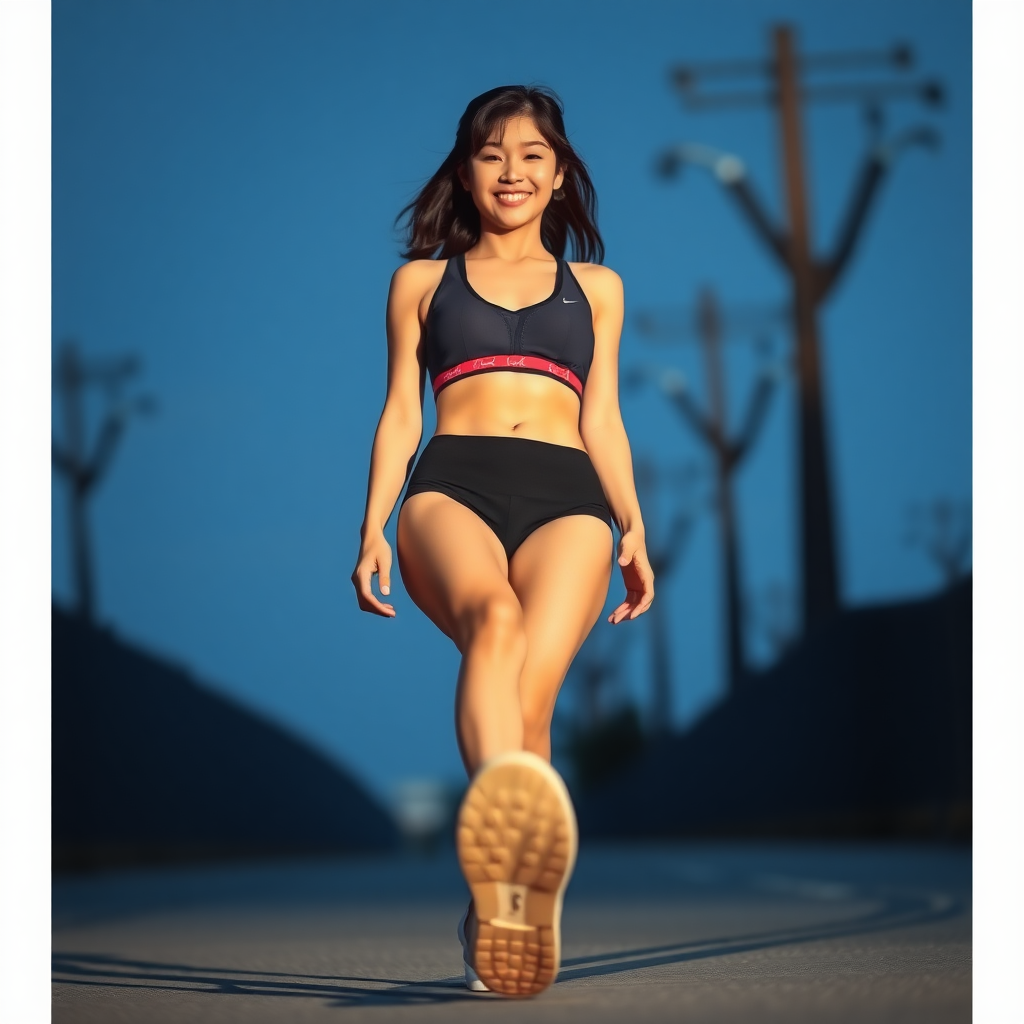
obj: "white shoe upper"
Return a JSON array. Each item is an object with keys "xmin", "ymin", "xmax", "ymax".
[{"xmin": 456, "ymin": 907, "xmax": 490, "ymax": 992}]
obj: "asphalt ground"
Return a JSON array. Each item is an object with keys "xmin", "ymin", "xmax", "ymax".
[{"xmin": 52, "ymin": 841, "xmax": 971, "ymax": 1023}]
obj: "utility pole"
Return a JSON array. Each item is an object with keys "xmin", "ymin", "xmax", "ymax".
[
  {"xmin": 633, "ymin": 459, "xmax": 698, "ymax": 732},
  {"xmin": 773, "ymin": 27, "xmax": 839, "ymax": 628},
  {"xmin": 697, "ymin": 291, "xmax": 745, "ymax": 692},
  {"xmin": 661, "ymin": 26, "xmax": 943, "ymax": 632},
  {"xmin": 51, "ymin": 340, "xmax": 154, "ymax": 623},
  {"xmin": 904, "ymin": 497, "xmax": 972, "ymax": 588},
  {"xmin": 632, "ymin": 288, "xmax": 780, "ymax": 693}
]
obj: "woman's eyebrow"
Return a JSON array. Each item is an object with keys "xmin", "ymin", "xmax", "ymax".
[{"xmin": 481, "ymin": 139, "xmax": 551, "ymax": 149}]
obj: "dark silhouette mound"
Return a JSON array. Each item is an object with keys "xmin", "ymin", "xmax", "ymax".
[
  {"xmin": 575, "ymin": 579, "xmax": 971, "ymax": 840},
  {"xmin": 52, "ymin": 606, "xmax": 400, "ymax": 870}
]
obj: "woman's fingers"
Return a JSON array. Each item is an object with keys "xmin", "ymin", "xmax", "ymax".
[
  {"xmin": 607, "ymin": 600, "xmax": 630, "ymax": 624},
  {"xmin": 364, "ymin": 588, "xmax": 396, "ymax": 617},
  {"xmin": 351, "ymin": 551, "xmax": 396, "ymax": 617},
  {"xmin": 608, "ymin": 532, "xmax": 655, "ymax": 624},
  {"xmin": 631, "ymin": 587, "xmax": 654, "ymax": 618},
  {"xmin": 607, "ymin": 590, "xmax": 638, "ymax": 624},
  {"xmin": 608, "ymin": 592, "xmax": 653, "ymax": 624},
  {"xmin": 357, "ymin": 578, "xmax": 396, "ymax": 616},
  {"xmin": 353, "ymin": 574, "xmax": 388, "ymax": 616}
]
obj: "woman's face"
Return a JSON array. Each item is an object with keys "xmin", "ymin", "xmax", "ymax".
[{"xmin": 460, "ymin": 115, "xmax": 565, "ymax": 232}]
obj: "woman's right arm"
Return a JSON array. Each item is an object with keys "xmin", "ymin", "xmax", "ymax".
[{"xmin": 351, "ymin": 262, "xmax": 433, "ymax": 617}]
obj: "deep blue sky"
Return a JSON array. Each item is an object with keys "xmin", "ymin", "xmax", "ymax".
[{"xmin": 51, "ymin": 0, "xmax": 971, "ymax": 803}]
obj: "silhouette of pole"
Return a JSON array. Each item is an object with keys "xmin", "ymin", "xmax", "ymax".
[
  {"xmin": 697, "ymin": 291, "xmax": 746, "ymax": 692},
  {"xmin": 647, "ymin": 590, "xmax": 671, "ymax": 731},
  {"xmin": 773, "ymin": 26, "xmax": 839, "ymax": 629},
  {"xmin": 904, "ymin": 498, "xmax": 972, "ymax": 588},
  {"xmin": 55, "ymin": 345, "xmax": 96, "ymax": 620},
  {"xmin": 568, "ymin": 617, "xmax": 638, "ymax": 734},
  {"xmin": 662, "ymin": 26, "xmax": 943, "ymax": 633},
  {"xmin": 753, "ymin": 580, "xmax": 797, "ymax": 663},
  {"xmin": 634, "ymin": 460, "xmax": 697, "ymax": 733},
  {"xmin": 633, "ymin": 289, "xmax": 778, "ymax": 693},
  {"xmin": 51, "ymin": 340, "xmax": 154, "ymax": 622}
]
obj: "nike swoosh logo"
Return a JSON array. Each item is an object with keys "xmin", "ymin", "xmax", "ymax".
[{"xmin": 563, "ymin": 297, "xmax": 578, "ymax": 303}]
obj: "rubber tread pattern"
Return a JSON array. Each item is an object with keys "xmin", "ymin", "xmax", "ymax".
[{"xmin": 456, "ymin": 755, "xmax": 577, "ymax": 997}]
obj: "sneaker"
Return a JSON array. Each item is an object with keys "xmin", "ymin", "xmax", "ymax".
[
  {"xmin": 455, "ymin": 750, "xmax": 578, "ymax": 998},
  {"xmin": 456, "ymin": 905, "xmax": 489, "ymax": 992}
]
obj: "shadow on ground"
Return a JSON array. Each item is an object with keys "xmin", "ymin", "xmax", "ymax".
[{"xmin": 52, "ymin": 879, "xmax": 963, "ymax": 1008}]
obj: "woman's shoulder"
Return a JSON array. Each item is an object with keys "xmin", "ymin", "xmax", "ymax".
[
  {"xmin": 389, "ymin": 258, "xmax": 448, "ymax": 303},
  {"xmin": 567, "ymin": 261, "xmax": 621, "ymax": 283},
  {"xmin": 391, "ymin": 257, "xmax": 448, "ymax": 285},
  {"xmin": 566, "ymin": 262, "xmax": 623, "ymax": 308}
]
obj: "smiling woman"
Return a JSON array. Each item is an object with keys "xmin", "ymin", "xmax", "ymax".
[
  {"xmin": 351, "ymin": 84, "xmax": 654, "ymax": 998},
  {"xmin": 398, "ymin": 85, "xmax": 602, "ymax": 266}
]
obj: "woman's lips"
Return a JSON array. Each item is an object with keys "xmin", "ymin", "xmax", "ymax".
[{"xmin": 494, "ymin": 191, "xmax": 532, "ymax": 206}]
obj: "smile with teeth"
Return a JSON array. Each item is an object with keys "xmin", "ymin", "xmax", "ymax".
[{"xmin": 495, "ymin": 191, "xmax": 532, "ymax": 203}]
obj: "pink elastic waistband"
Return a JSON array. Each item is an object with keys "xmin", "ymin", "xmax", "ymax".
[{"xmin": 432, "ymin": 355, "xmax": 583, "ymax": 398}]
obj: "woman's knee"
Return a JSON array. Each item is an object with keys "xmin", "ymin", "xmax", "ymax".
[
  {"xmin": 520, "ymin": 687, "xmax": 555, "ymax": 746},
  {"xmin": 458, "ymin": 594, "xmax": 527, "ymax": 660}
]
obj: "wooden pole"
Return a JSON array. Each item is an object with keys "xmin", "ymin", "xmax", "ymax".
[
  {"xmin": 696, "ymin": 289, "xmax": 746, "ymax": 689},
  {"xmin": 773, "ymin": 24, "xmax": 841, "ymax": 629},
  {"xmin": 57, "ymin": 343, "xmax": 96, "ymax": 622}
]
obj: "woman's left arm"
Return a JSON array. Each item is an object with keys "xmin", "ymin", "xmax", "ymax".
[{"xmin": 577, "ymin": 265, "xmax": 655, "ymax": 624}]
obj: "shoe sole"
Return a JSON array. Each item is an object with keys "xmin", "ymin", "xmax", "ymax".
[
  {"xmin": 456, "ymin": 751, "xmax": 578, "ymax": 998},
  {"xmin": 456, "ymin": 908, "xmax": 490, "ymax": 992}
]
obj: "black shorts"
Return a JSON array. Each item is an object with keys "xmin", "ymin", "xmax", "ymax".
[{"xmin": 402, "ymin": 434, "xmax": 612, "ymax": 561}]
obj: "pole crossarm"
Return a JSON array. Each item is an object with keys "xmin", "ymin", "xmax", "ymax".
[
  {"xmin": 656, "ymin": 144, "xmax": 789, "ymax": 266},
  {"xmin": 665, "ymin": 385, "xmax": 718, "ymax": 450},
  {"xmin": 677, "ymin": 81, "xmax": 943, "ymax": 112},
  {"xmin": 663, "ymin": 121, "xmax": 940, "ymax": 302},
  {"xmin": 51, "ymin": 442, "xmax": 76, "ymax": 480},
  {"xmin": 52, "ymin": 340, "xmax": 154, "ymax": 621},
  {"xmin": 672, "ymin": 42, "xmax": 913, "ymax": 85},
  {"xmin": 730, "ymin": 373, "xmax": 777, "ymax": 469},
  {"xmin": 671, "ymin": 40, "xmax": 940, "ymax": 112},
  {"xmin": 726, "ymin": 177, "xmax": 790, "ymax": 269},
  {"xmin": 85, "ymin": 414, "xmax": 129, "ymax": 492},
  {"xmin": 817, "ymin": 125, "xmax": 940, "ymax": 300},
  {"xmin": 662, "ymin": 373, "xmax": 777, "ymax": 473},
  {"xmin": 636, "ymin": 303, "xmax": 787, "ymax": 342},
  {"xmin": 643, "ymin": 500, "xmax": 696, "ymax": 578}
]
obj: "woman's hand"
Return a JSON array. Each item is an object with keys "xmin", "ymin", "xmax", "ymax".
[
  {"xmin": 351, "ymin": 531, "xmax": 396, "ymax": 618},
  {"xmin": 608, "ymin": 530, "xmax": 655, "ymax": 624}
]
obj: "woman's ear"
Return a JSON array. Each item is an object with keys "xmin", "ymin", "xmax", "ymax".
[
  {"xmin": 553, "ymin": 167, "xmax": 565, "ymax": 192},
  {"xmin": 457, "ymin": 162, "xmax": 471, "ymax": 193}
]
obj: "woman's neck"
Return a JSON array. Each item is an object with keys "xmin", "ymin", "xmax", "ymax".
[{"xmin": 470, "ymin": 224, "xmax": 554, "ymax": 263}]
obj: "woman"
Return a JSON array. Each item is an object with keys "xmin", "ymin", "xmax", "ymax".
[{"xmin": 352, "ymin": 85, "xmax": 654, "ymax": 997}]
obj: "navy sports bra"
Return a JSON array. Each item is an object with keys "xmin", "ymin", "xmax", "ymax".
[{"xmin": 425, "ymin": 252, "xmax": 595, "ymax": 401}]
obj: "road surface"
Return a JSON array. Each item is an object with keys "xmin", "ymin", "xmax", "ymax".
[{"xmin": 52, "ymin": 841, "xmax": 970, "ymax": 1023}]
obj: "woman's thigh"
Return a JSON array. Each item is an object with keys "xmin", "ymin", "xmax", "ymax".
[
  {"xmin": 508, "ymin": 514, "xmax": 614, "ymax": 716},
  {"xmin": 397, "ymin": 491, "xmax": 515, "ymax": 647}
]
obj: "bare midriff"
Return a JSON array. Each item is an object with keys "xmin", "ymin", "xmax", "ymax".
[{"xmin": 434, "ymin": 371, "xmax": 585, "ymax": 451}]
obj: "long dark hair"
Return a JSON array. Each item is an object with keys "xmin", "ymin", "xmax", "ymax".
[{"xmin": 398, "ymin": 85, "xmax": 604, "ymax": 264}]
